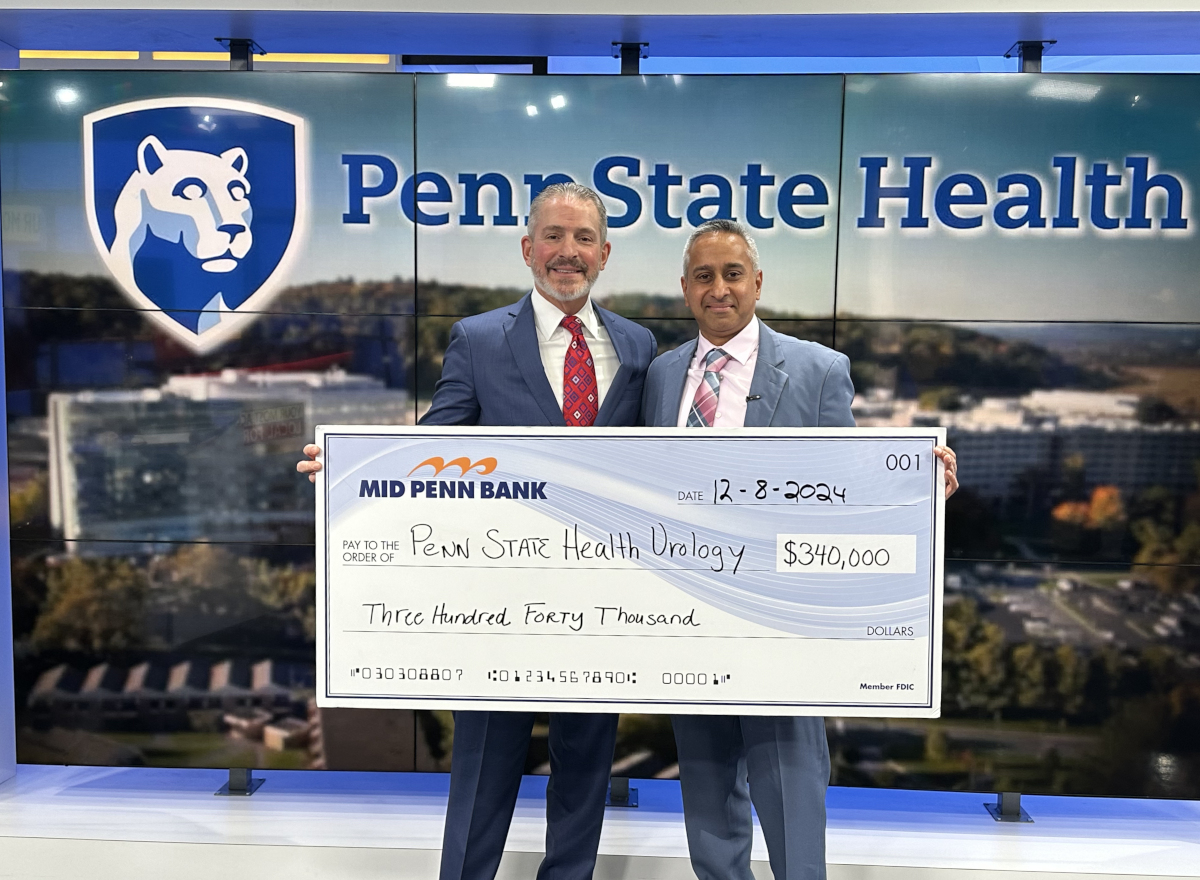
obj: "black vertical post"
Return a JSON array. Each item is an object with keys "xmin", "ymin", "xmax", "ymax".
[
  {"xmin": 620, "ymin": 44, "xmax": 640, "ymax": 76},
  {"xmin": 614, "ymin": 42, "xmax": 647, "ymax": 76},
  {"xmin": 985, "ymin": 790, "xmax": 1032, "ymax": 822},
  {"xmin": 216, "ymin": 37, "xmax": 262, "ymax": 70},
  {"xmin": 228, "ymin": 39, "xmax": 254, "ymax": 71},
  {"xmin": 1017, "ymin": 42, "xmax": 1042, "ymax": 73},
  {"xmin": 229, "ymin": 767, "xmax": 252, "ymax": 792},
  {"xmin": 606, "ymin": 775, "xmax": 638, "ymax": 807},
  {"xmin": 999, "ymin": 791, "xmax": 1020, "ymax": 817},
  {"xmin": 215, "ymin": 766, "xmax": 264, "ymax": 796},
  {"xmin": 1006, "ymin": 40, "xmax": 1056, "ymax": 73}
]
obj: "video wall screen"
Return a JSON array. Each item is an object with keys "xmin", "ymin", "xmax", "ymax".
[{"xmin": 3, "ymin": 71, "xmax": 1198, "ymax": 798}]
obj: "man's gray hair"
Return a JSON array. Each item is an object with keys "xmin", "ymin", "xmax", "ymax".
[
  {"xmin": 528, "ymin": 182, "xmax": 608, "ymax": 243},
  {"xmin": 681, "ymin": 218, "xmax": 760, "ymax": 275}
]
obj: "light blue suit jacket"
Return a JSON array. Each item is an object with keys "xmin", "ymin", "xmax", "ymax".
[
  {"xmin": 641, "ymin": 319, "xmax": 856, "ymax": 429},
  {"xmin": 645, "ymin": 319, "xmax": 854, "ymax": 880},
  {"xmin": 421, "ymin": 292, "xmax": 657, "ymax": 427}
]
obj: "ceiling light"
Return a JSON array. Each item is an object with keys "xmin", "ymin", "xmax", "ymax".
[
  {"xmin": 446, "ymin": 73, "xmax": 496, "ymax": 88},
  {"xmin": 1029, "ymin": 79, "xmax": 1102, "ymax": 102},
  {"xmin": 152, "ymin": 51, "xmax": 229, "ymax": 62},
  {"xmin": 258, "ymin": 53, "xmax": 390, "ymax": 65},
  {"xmin": 550, "ymin": 94, "xmax": 566, "ymax": 109},
  {"xmin": 526, "ymin": 104, "xmax": 538, "ymax": 116},
  {"xmin": 22, "ymin": 50, "xmax": 138, "ymax": 61}
]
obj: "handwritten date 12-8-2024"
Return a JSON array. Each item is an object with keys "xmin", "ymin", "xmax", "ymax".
[
  {"xmin": 712, "ymin": 450, "xmax": 928, "ymax": 505},
  {"xmin": 713, "ymin": 479, "xmax": 846, "ymax": 504}
]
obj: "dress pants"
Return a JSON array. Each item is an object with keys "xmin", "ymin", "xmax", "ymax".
[
  {"xmin": 439, "ymin": 710, "xmax": 619, "ymax": 880},
  {"xmin": 672, "ymin": 714, "xmax": 830, "ymax": 880}
]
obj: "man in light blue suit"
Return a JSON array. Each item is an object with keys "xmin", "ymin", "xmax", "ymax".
[
  {"xmin": 642, "ymin": 219, "xmax": 957, "ymax": 880},
  {"xmin": 301, "ymin": 183, "xmax": 656, "ymax": 880}
]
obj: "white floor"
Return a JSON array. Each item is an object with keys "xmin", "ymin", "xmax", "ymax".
[{"xmin": 0, "ymin": 765, "xmax": 1197, "ymax": 880}]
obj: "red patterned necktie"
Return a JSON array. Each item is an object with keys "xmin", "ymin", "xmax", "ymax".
[{"xmin": 561, "ymin": 315, "xmax": 598, "ymax": 427}]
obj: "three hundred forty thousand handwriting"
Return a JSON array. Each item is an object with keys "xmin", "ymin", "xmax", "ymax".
[{"xmin": 298, "ymin": 202, "xmax": 959, "ymax": 880}]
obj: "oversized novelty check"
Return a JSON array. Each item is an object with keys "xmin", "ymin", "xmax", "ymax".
[{"xmin": 316, "ymin": 426, "xmax": 946, "ymax": 717}]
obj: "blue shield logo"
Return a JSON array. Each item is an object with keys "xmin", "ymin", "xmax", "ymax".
[{"xmin": 84, "ymin": 98, "xmax": 308, "ymax": 352}]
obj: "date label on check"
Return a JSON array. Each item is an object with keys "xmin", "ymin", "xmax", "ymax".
[{"xmin": 776, "ymin": 534, "xmax": 917, "ymax": 573}]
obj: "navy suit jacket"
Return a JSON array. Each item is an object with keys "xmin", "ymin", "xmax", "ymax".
[
  {"xmin": 641, "ymin": 320, "xmax": 856, "ymax": 429},
  {"xmin": 421, "ymin": 292, "xmax": 657, "ymax": 427}
]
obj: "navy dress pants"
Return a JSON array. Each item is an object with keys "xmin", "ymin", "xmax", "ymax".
[
  {"xmin": 439, "ymin": 710, "xmax": 619, "ymax": 880},
  {"xmin": 673, "ymin": 714, "xmax": 830, "ymax": 880}
]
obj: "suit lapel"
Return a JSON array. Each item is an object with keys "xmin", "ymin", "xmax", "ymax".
[
  {"xmin": 745, "ymin": 322, "xmax": 788, "ymax": 428},
  {"xmin": 504, "ymin": 293, "xmax": 566, "ymax": 426},
  {"xmin": 595, "ymin": 305, "xmax": 634, "ymax": 427},
  {"xmin": 660, "ymin": 340, "xmax": 697, "ymax": 427}
]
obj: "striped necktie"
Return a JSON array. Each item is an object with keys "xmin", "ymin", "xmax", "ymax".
[{"xmin": 686, "ymin": 347, "xmax": 731, "ymax": 428}]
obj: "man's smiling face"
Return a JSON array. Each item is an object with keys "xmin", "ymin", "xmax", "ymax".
[
  {"xmin": 681, "ymin": 231, "xmax": 763, "ymax": 345},
  {"xmin": 522, "ymin": 196, "xmax": 611, "ymax": 307}
]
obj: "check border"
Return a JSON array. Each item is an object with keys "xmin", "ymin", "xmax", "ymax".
[{"xmin": 316, "ymin": 425, "xmax": 946, "ymax": 716}]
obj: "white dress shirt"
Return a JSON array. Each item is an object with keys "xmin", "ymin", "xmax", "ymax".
[
  {"xmin": 676, "ymin": 317, "xmax": 761, "ymax": 428},
  {"xmin": 530, "ymin": 289, "xmax": 620, "ymax": 410}
]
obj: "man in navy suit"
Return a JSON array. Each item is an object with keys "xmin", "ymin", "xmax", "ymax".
[
  {"xmin": 642, "ymin": 219, "xmax": 957, "ymax": 880},
  {"xmin": 301, "ymin": 183, "xmax": 656, "ymax": 880}
]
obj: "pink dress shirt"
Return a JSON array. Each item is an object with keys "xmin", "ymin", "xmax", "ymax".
[{"xmin": 675, "ymin": 317, "xmax": 761, "ymax": 428}]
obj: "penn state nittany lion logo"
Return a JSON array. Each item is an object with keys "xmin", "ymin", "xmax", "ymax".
[{"xmin": 84, "ymin": 98, "xmax": 308, "ymax": 352}]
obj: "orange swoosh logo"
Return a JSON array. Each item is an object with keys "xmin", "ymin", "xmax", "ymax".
[{"xmin": 408, "ymin": 456, "xmax": 498, "ymax": 477}]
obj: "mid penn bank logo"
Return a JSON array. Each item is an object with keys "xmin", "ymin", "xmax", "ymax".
[
  {"xmin": 83, "ymin": 97, "xmax": 309, "ymax": 353},
  {"xmin": 408, "ymin": 456, "xmax": 498, "ymax": 477},
  {"xmin": 359, "ymin": 455, "xmax": 547, "ymax": 500}
]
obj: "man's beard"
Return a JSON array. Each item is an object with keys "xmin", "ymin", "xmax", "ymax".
[{"xmin": 532, "ymin": 259, "xmax": 598, "ymax": 302}]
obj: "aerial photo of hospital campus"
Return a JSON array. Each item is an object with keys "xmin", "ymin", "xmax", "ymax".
[{"xmin": 7, "ymin": 270, "xmax": 1199, "ymax": 798}]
